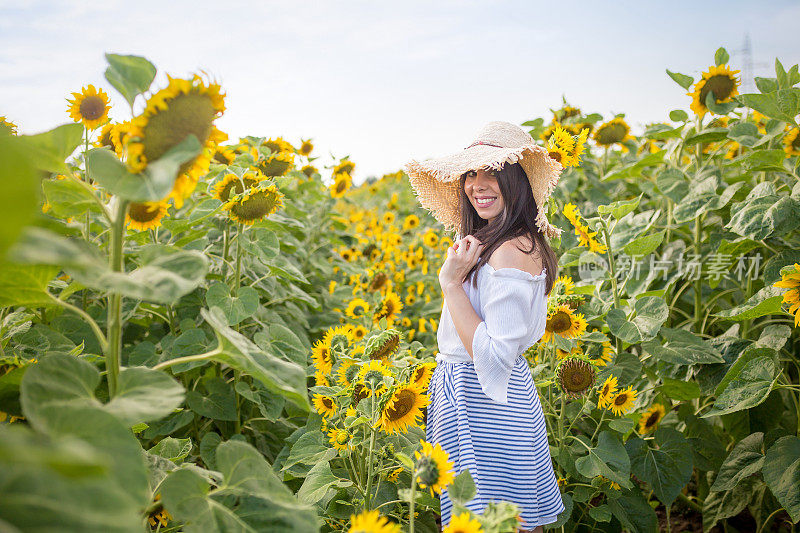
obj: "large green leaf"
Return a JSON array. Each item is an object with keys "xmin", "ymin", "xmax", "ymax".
[
  {"xmin": 574, "ymin": 431, "xmax": 632, "ymax": 489},
  {"xmin": 710, "ymin": 432, "xmax": 764, "ymax": 492},
  {"xmin": 161, "ymin": 468, "xmax": 250, "ymax": 532},
  {"xmin": 0, "ymin": 263, "xmax": 59, "ymax": 307},
  {"xmin": 606, "ymin": 486, "xmax": 659, "ymax": 533},
  {"xmin": 205, "ymin": 282, "xmax": 260, "ymax": 326},
  {"xmin": 762, "ymin": 435, "xmax": 800, "ymax": 523},
  {"xmin": 606, "ymin": 296, "xmax": 668, "ymax": 344},
  {"xmin": 186, "ymin": 377, "xmax": 237, "ymax": 421},
  {"xmin": 201, "ymin": 307, "xmax": 310, "ymax": 410},
  {"xmin": 86, "ymin": 134, "xmax": 201, "ymax": 202},
  {"xmin": 703, "ymin": 475, "xmax": 760, "ymax": 532},
  {"xmin": 641, "ymin": 327, "xmax": 725, "ymax": 365},
  {"xmin": 104, "ymin": 53, "xmax": 157, "ymax": 108},
  {"xmin": 714, "ymin": 285, "xmax": 785, "ymax": 321},
  {"xmin": 625, "ymin": 427, "xmax": 693, "ymax": 506},
  {"xmin": 0, "ymin": 425, "xmax": 142, "ymax": 532},
  {"xmin": 701, "ymin": 356, "xmax": 779, "ymax": 418},
  {"xmin": 42, "ymin": 176, "xmax": 103, "ymax": 219},
  {"xmin": 726, "ymin": 187, "xmax": 800, "ymax": 240},
  {"xmin": 17, "ymin": 123, "xmax": 84, "ymax": 174},
  {"xmin": 713, "ymin": 346, "xmax": 778, "ymax": 396},
  {"xmin": 296, "ymin": 459, "xmax": 353, "ymax": 505},
  {"xmin": 0, "ymin": 135, "xmax": 39, "ymax": 260},
  {"xmin": 736, "ymin": 90, "xmax": 800, "ymax": 126},
  {"xmin": 105, "ymin": 366, "xmax": 185, "ymax": 427}
]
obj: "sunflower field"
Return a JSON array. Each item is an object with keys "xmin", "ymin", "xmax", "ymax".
[{"xmin": 1, "ymin": 46, "xmax": 800, "ymax": 533}]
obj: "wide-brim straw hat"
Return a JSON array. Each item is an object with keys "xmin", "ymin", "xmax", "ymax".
[{"xmin": 404, "ymin": 120, "xmax": 564, "ymax": 239}]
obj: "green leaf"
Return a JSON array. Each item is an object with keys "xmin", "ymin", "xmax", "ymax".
[
  {"xmin": 447, "ymin": 468, "xmax": 477, "ymax": 504},
  {"xmin": 205, "ymin": 282, "xmax": 260, "ymax": 326},
  {"xmin": 710, "ymin": 432, "xmax": 764, "ymax": 492},
  {"xmin": 762, "ymin": 435, "xmax": 800, "ymax": 523},
  {"xmin": 659, "ymin": 378, "xmax": 702, "ymax": 401},
  {"xmin": 282, "ymin": 430, "xmax": 335, "ymax": 471},
  {"xmin": 725, "ymin": 148, "xmax": 789, "ymax": 173},
  {"xmin": 18, "ymin": 123, "xmax": 84, "ymax": 174},
  {"xmin": 148, "ymin": 437, "xmax": 193, "ymax": 465},
  {"xmin": 641, "ymin": 327, "xmax": 725, "ymax": 365},
  {"xmin": 0, "ymin": 135, "xmax": 39, "ymax": 259},
  {"xmin": 574, "ymin": 431, "xmax": 632, "ymax": 489},
  {"xmin": 713, "ymin": 285, "xmax": 784, "ymax": 321},
  {"xmin": 186, "ymin": 377, "xmax": 238, "ymax": 421},
  {"xmin": 705, "ymin": 90, "xmax": 739, "ymax": 115},
  {"xmin": 684, "ymin": 127, "xmax": 730, "ymax": 146},
  {"xmin": 296, "ymin": 459, "xmax": 352, "ymax": 505},
  {"xmin": 606, "ymin": 296, "xmax": 668, "ymax": 344},
  {"xmin": 755, "ymin": 77, "xmax": 778, "ymax": 94},
  {"xmin": 0, "ymin": 263, "xmax": 59, "ymax": 307},
  {"xmin": 736, "ymin": 91, "xmax": 800, "ymax": 126},
  {"xmin": 726, "ymin": 122, "xmax": 761, "ymax": 148},
  {"xmin": 42, "ymin": 176, "xmax": 102, "ymax": 219},
  {"xmin": 669, "ymin": 109, "xmax": 689, "ymax": 122},
  {"xmin": 713, "ymin": 346, "xmax": 778, "ymax": 396},
  {"xmin": 623, "ymin": 229, "xmax": 664, "ymax": 257},
  {"xmin": 703, "ymin": 475, "xmax": 759, "ymax": 532},
  {"xmin": 607, "ymin": 487, "xmax": 659, "ymax": 533},
  {"xmin": 104, "ymin": 53, "xmax": 157, "ymax": 108},
  {"xmin": 666, "ymin": 69, "xmax": 693, "ymax": 90},
  {"xmin": 625, "ymin": 427, "xmax": 693, "ymax": 506},
  {"xmin": 161, "ymin": 468, "xmax": 251, "ymax": 532},
  {"xmin": 715, "ymin": 47, "xmax": 730, "ymax": 66},
  {"xmin": 105, "ymin": 366, "xmax": 185, "ymax": 427},
  {"xmin": 597, "ymin": 194, "xmax": 642, "ymax": 219},
  {"xmin": 201, "ymin": 307, "xmax": 310, "ymax": 410},
  {"xmin": 701, "ymin": 356, "xmax": 779, "ymax": 418},
  {"xmin": 86, "ymin": 134, "xmax": 201, "ymax": 202}
]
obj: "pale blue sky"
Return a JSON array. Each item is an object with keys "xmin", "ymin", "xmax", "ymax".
[{"xmin": 2, "ymin": 0, "xmax": 798, "ymax": 184}]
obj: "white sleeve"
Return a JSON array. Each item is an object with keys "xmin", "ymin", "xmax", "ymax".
[{"xmin": 471, "ymin": 274, "xmax": 538, "ymax": 403}]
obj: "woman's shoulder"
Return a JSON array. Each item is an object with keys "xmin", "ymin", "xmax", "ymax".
[{"xmin": 485, "ymin": 236, "xmax": 543, "ymax": 277}]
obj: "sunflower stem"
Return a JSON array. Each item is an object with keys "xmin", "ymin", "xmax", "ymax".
[
  {"xmin": 599, "ymin": 217, "xmax": 622, "ymax": 357},
  {"xmin": 106, "ymin": 198, "xmax": 129, "ymax": 398},
  {"xmin": 693, "ymin": 213, "xmax": 703, "ymax": 334},
  {"xmin": 152, "ymin": 346, "xmax": 223, "ymax": 371},
  {"xmin": 363, "ymin": 392, "xmax": 378, "ymax": 510},
  {"xmin": 49, "ymin": 293, "xmax": 108, "ymax": 354},
  {"xmin": 222, "ymin": 225, "xmax": 230, "ymax": 279},
  {"xmin": 233, "ymin": 223, "xmax": 243, "ymax": 297},
  {"xmin": 409, "ymin": 463, "xmax": 417, "ymax": 533},
  {"xmin": 590, "ymin": 409, "xmax": 607, "ymax": 442}
]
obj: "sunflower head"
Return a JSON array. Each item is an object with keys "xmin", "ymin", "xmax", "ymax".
[
  {"xmin": 126, "ymin": 200, "xmax": 170, "ymax": 232},
  {"xmin": 349, "ymin": 509, "xmax": 400, "ymax": 533},
  {"xmin": 555, "ymin": 356, "xmax": 596, "ymax": 399},
  {"xmin": 333, "ymin": 159, "xmax": 355, "ymax": 176},
  {"xmin": 373, "ymin": 292, "xmax": 403, "ymax": 324},
  {"xmin": 262, "ymin": 137, "xmax": 295, "ymax": 154},
  {"xmin": 67, "ymin": 84, "xmax": 111, "ymax": 130},
  {"xmin": 363, "ymin": 329, "xmax": 400, "ymax": 363},
  {"xmin": 638, "ymin": 403, "xmax": 667, "ymax": 434},
  {"xmin": 593, "ymin": 117, "xmax": 633, "ymax": 147},
  {"xmin": 688, "ymin": 64, "xmax": 741, "ymax": 118},
  {"xmin": 414, "ymin": 439, "xmax": 455, "ymax": 497},
  {"xmin": 330, "ymin": 172, "xmax": 353, "ymax": 198},
  {"xmin": 379, "ymin": 381, "xmax": 428, "ymax": 434},
  {"xmin": 323, "ymin": 324, "xmax": 355, "ymax": 357},
  {"xmin": 608, "ymin": 385, "xmax": 638, "ymax": 416},
  {"xmin": 299, "ymin": 139, "xmax": 314, "ymax": 156},
  {"xmin": 258, "ymin": 150, "xmax": 295, "ymax": 177},
  {"xmin": 0, "ymin": 116, "xmax": 18, "ymax": 135},
  {"xmin": 222, "ymin": 183, "xmax": 284, "ymax": 225},
  {"xmin": 212, "ymin": 171, "xmax": 264, "ymax": 202},
  {"xmin": 301, "ymin": 164, "xmax": 318, "ymax": 178}
]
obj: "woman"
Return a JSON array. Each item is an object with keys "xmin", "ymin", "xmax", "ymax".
[{"xmin": 405, "ymin": 121, "xmax": 566, "ymax": 532}]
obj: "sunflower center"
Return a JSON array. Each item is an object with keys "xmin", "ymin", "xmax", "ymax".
[
  {"xmin": 229, "ymin": 189, "xmax": 281, "ymax": 222},
  {"xmin": 322, "ymin": 397, "xmax": 333, "ymax": 409},
  {"xmin": 614, "ymin": 393, "xmax": 629, "ymax": 406},
  {"xmin": 645, "ymin": 412, "xmax": 660, "ymax": 427},
  {"xmin": 79, "ymin": 95, "xmax": 106, "ymax": 121},
  {"xmin": 219, "ymin": 177, "xmax": 259, "ymax": 202},
  {"xmin": 142, "ymin": 92, "xmax": 216, "ymax": 173},
  {"xmin": 386, "ymin": 389, "xmax": 416, "ymax": 420},
  {"xmin": 416, "ymin": 455, "xmax": 440, "ymax": 486},
  {"xmin": 128, "ymin": 202, "xmax": 163, "ymax": 223},
  {"xmin": 548, "ymin": 150, "xmax": 562, "ymax": 162},
  {"xmin": 701, "ymin": 74, "xmax": 735, "ymax": 105},
  {"xmin": 549, "ymin": 311, "xmax": 574, "ymax": 333},
  {"xmin": 596, "ymin": 123, "xmax": 627, "ymax": 145}
]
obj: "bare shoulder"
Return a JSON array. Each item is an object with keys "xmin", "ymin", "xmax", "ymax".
[{"xmin": 486, "ymin": 236, "xmax": 543, "ymax": 276}]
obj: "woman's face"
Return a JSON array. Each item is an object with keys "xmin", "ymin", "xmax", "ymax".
[{"xmin": 464, "ymin": 168, "xmax": 504, "ymax": 224}]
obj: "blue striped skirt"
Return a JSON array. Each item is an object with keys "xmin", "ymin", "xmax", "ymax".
[{"xmin": 426, "ymin": 355, "xmax": 565, "ymax": 530}]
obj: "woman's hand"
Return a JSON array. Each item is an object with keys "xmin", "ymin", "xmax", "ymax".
[{"xmin": 439, "ymin": 235, "xmax": 484, "ymax": 290}]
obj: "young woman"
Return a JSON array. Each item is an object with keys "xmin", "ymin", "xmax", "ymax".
[{"xmin": 405, "ymin": 121, "xmax": 566, "ymax": 532}]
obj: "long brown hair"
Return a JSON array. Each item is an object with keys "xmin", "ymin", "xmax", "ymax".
[{"xmin": 457, "ymin": 161, "xmax": 558, "ymax": 296}]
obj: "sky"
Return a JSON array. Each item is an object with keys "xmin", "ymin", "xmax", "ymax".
[{"xmin": 2, "ymin": 0, "xmax": 798, "ymax": 186}]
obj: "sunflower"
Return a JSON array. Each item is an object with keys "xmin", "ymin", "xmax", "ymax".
[
  {"xmin": 552, "ymin": 105, "xmax": 582, "ymax": 123},
  {"xmin": 368, "ymin": 270, "xmax": 389, "ymax": 292},
  {"xmin": 212, "ymin": 145, "xmax": 236, "ymax": 165},
  {"xmin": 562, "ymin": 203, "xmax": 581, "ymax": 226},
  {"xmin": 352, "ymin": 382, "xmax": 370, "ymax": 404},
  {"xmin": 539, "ymin": 121, "xmax": 563, "ymax": 144},
  {"xmin": 337, "ymin": 359, "xmax": 361, "ymax": 387},
  {"xmin": 328, "ymin": 427, "xmax": 353, "ymax": 451},
  {"xmin": 312, "ymin": 338, "xmax": 333, "ymax": 375},
  {"xmin": 592, "ymin": 117, "xmax": 634, "ymax": 147},
  {"xmin": 66, "ymin": 84, "xmax": 111, "ymax": 130},
  {"xmin": 443, "ymin": 512, "xmax": 483, "ymax": 533},
  {"xmin": 411, "ymin": 362, "xmax": 436, "ymax": 389},
  {"xmin": 315, "ymin": 369, "xmax": 330, "ymax": 387},
  {"xmin": 299, "ymin": 139, "xmax": 314, "ymax": 156},
  {"xmin": 363, "ymin": 329, "xmax": 400, "ymax": 363},
  {"xmin": 402, "ymin": 214, "xmax": 420, "ymax": 231},
  {"xmin": 568, "ymin": 128, "xmax": 591, "ymax": 167},
  {"xmin": 414, "ymin": 439, "xmax": 455, "ymax": 498},
  {"xmin": 555, "ymin": 275, "xmax": 575, "ymax": 294},
  {"xmin": 783, "ymin": 128, "xmax": 800, "ymax": 157},
  {"xmin": 126, "ymin": 200, "xmax": 170, "ymax": 231},
  {"xmin": 259, "ymin": 150, "xmax": 295, "ymax": 177},
  {"xmin": 344, "ymin": 298, "xmax": 370, "ymax": 320},
  {"xmin": 222, "ymin": 183, "xmax": 283, "ymax": 225},
  {"xmin": 572, "ymin": 220, "xmax": 608, "ymax": 254},
  {"xmin": 356, "ymin": 359, "xmax": 392, "ymax": 396},
  {"xmin": 607, "ymin": 385, "xmax": 637, "ymax": 416},
  {"xmin": 125, "ymin": 73, "xmax": 226, "ymax": 208},
  {"xmin": 301, "ymin": 164, "xmax": 318, "ymax": 178},
  {"xmin": 638, "ymin": 403, "xmax": 667, "ymax": 434},
  {"xmin": 212, "ymin": 171, "xmax": 264, "ymax": 202},
  {"xmin": 0, "ymin": 116, "xmax": 18, "ymax": 135},
  {"xmin": 324, "ymin": 324, "xmax": 356, "ymax": 355},
  {"xmin": 373, "ymin": 292, "xmax": 403, "ymax": 324},
  {"xmin": 598, "ymin": 475, "xmax": 621, "ymax": 490},
  {"xmin": 597, "ymin": 375, "xmax": 619, "ymax": 409},
  {"xmin": 542, "ymin": 304, "xmax": 587, "ymax": 342},
  {"xmin": 263, "ymin": 137, "xmax": 295, "ymax": 154},
  {"xmin": 546, "ymin": 144, "xmax": 573, "ymax": 168},
  {"xmin": 331, "ymin": 172, "xmax": 353, "ymax": 198},
  {"xmin": 334, "ymin": 159, "xmax": 356, "ymax": 176},
  {"xmin": 93, "ymin": 121, "xmax": 129, "ymax": 157},
  {"xmin": 379, "ymin": 381, "xmax": 428, "ymax": 434},
  {"xmin": 687, "ymin": 64, "xmax": 741, "ymax": 118},
  {"xmin": 313, "ymin": 393, "xmax": 337, "ymax": 418},
  {"xmin": 348, "ymin": 509, "xmax": 400, "ymax": 533},
  {"xmin": 385, "ymin": 466, "xmax": 403, "ymax": 483},
  {"xmin": 773, "ymin": 263, "xmax": 800, "ymax": 327},
  {"xmin": 422, "ymin": 230, "xmax": 439, "ymax": 248},
  {"xmin": 381, "ymin": 212, "xmax": 396, "ymax": 226},
  {"xmin": 555, "ymin": 356, "xmax": 596, "ymax": 399}
]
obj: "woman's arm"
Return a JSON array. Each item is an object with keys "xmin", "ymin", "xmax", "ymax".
[{"xmin": 442, "ymin": 282, "xmax": 482, "ymax": 361}]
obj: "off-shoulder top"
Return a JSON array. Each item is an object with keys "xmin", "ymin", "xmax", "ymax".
[{"xmin": 435, "ymin": 262, "xmax": 548, "ymax": 404}]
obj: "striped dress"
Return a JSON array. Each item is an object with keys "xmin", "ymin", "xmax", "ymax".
[{"xmin": 426, "ymin": 262, "xmax": 565, "ymax": 530}]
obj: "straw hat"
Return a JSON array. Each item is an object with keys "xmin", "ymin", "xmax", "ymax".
[{"xmin": 404, "ymin": 120, "xmax": 564, "ymax": 239}]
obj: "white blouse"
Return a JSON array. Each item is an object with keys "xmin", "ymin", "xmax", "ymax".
[{"xmin": 435, "ymin": 262, "xmax": 548, "ymax": 404}]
